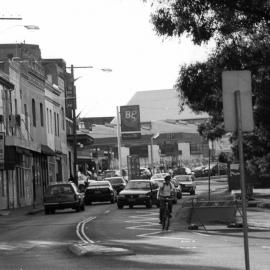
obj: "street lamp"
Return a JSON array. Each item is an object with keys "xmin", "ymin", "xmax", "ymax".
[
  {"xmin": 66, "ymin": 65, "xmax": 112, "ymax": 185},
  {"xmin": 150, "ymin": 133, "xmax": 160, "ymax": 174}
]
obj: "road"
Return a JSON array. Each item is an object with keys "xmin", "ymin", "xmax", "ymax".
[{"xmin": 0, "ymin": 179, "xmax": 269, "ymax": 269}]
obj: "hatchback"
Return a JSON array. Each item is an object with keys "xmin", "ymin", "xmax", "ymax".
[
  {"xmin": 104, "ymin": 177, "xmax": 127, "ymax": 194},
  {"xmin": 43, "ymin": 182, "xmax": 85, "ymax": 214}
]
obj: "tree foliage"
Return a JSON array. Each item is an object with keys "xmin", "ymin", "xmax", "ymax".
[{"xmin": 150, "ymin": 1, "xmax": 270, "ymax": 175}]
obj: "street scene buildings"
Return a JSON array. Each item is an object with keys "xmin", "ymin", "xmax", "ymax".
[{"xmin": 0, "ymin": 43, "xmax": 218, "ymax": 211}]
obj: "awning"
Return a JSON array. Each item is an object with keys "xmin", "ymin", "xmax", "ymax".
[{"xmin": 41, "ymin": 144, "xmax": 55, "ymax": 156}]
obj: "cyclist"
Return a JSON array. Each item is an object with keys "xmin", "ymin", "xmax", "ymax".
[{"xmin": 157, "ymin": 174, "xmax": 174, "ymax": 224}]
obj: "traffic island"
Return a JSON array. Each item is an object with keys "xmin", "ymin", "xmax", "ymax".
[{"xmin": 69, "ymin": 242, "xmax": 135, "ymax": 256}]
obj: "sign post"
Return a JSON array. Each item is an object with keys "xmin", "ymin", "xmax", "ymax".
[{"xmin": 222, "ymin": 70, "xmax": 253, "ymax": 270}]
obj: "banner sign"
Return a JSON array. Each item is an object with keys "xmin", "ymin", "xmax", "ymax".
[
  {"xmin": 120, "ymin": 105, "xmax": 141, "ymax": 140},
  {"xmin": 0, "ymin": 132, "xmax": 5, "ymax": 169}
]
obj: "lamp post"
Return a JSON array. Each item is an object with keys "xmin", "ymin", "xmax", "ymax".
[{"xmin": 67, "ymin": 65, "xmax": 112, "ymax": 185}]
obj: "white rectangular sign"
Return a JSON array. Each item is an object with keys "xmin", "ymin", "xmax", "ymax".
[{"xmin": 222, "ymin": 70, "xmax": 254, "ymax": 132}]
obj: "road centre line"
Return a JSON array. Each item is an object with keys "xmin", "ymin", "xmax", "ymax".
[
  {"xmin": 104, "ymin": 210, "xmax": 110, "ymax": 214},
  {"xmin": 262, "ymin": 246, "xmax": 270, "ymax": 249},
  {"xmin": 76, "ymin": 217, "xmax": 96, "ymax": 243}
]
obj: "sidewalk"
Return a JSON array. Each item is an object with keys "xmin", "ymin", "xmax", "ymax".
[
  {"xmin": 177, "ymin": 188, "xmax": 270, "ymax": 230},
  {"xmin": 0, "ymin": 204, "xmax": 43, "ymax": 217}
]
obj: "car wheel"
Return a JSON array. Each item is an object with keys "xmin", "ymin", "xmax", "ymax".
[
  {"xmin": 190, "ymin": 189, "xmax": 195, "ymax": 195},
  {"xmin": 50, "ymin": 209, "xmax": 55, "ymax": 214},
  {"xmin": 76, "ymin": 205, "xmax": 81, "ymax": 212},
  {"xmin": 117, "ymin": 204, "xmax": 123, "ymax": 209},
  {"xmin": 173, "ymin": 199, "xmax": 177, "ymax": 204},
  {"xmin": 110, "ymin": 198, "xmax": 115, "ymax": 204},
  {"xmin": 129, "ymin": 204, "xmax": 133, "ymax": 209},
  {"xmin": 86, "ymin": 201, "xmax": 92, "ymax": 205},
  {"xmin": 44, "ymin": 208, "xmax": 50, "ymax": 215}
]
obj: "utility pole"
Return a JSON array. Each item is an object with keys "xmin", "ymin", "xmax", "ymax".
[{"xmin": 71, "ymin": 65, "xmax": 78, "ymax": 186}]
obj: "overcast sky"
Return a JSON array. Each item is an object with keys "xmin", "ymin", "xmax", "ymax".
[{"xmin": 1, "ymin": 0, "xmax": 213, "ymax": 118}]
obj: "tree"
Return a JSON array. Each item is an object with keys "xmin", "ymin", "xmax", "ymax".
[{"xmin": 150, "ymin": 1, "xmax": 270, "ymax": 176}]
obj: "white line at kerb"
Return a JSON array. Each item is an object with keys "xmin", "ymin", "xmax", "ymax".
[{"xmin": 76, "ymin": 217, "xmax": 96, "ymax": 243}]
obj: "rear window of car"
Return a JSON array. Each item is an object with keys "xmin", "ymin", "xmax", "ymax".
[
  {"xmin": 126, "ymin": 181, "xmax": 150, "ymax": 190},
  {"xmin": 46, "ymin": 184, "xmax": 74, "ymax": 195},
  {"xmin": 105, "ymin": 178, "xmax": 124, "ymax": 184},
  {"xmin": 89, "ymin": 182, "xmax": 110, "ymax": 187}
]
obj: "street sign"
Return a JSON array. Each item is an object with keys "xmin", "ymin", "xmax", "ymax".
[{"xmin": 222, "ymin": 70, "xmax": 254, "ymax": 132}]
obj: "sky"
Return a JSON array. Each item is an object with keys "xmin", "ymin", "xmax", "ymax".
[{"xmin": 1, "ymin": 0, "xmax": 213, "ymax": 118}]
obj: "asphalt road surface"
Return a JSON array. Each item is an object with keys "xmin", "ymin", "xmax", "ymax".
[{"xmin": 0, "ymin": 179, "xmax": 269, "ymax": 270}]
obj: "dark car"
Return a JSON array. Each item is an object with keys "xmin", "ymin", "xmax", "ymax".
[
  {"xmin": 203, "ymin": 163, "xmax": 228, "ymax": 176},
  {"xmin": 104, "ymin": 177, "xmax": 127, "ymax": 194},
  {"xmin": 117, "ymin": 179, "xmax": 159, "ymax": 209},
  {"xmin": 43, "ymin": 182, "xmax": 85, "ymax": 214},
  {"xmin": 85, "ymin": 180, "xmax": 117, "ymax": 205}
]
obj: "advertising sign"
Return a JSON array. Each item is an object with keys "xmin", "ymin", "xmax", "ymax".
[
  {"xmin": 0, "ymin": 132, "xmax": 5, "ymax": 169},
  {"xmin": 120, "ymin": 105, "xmax": 141, "ymax": 139}
]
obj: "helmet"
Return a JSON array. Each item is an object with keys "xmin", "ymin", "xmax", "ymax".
[{"xmin": 164, "ymin": 175, "xmax": 171, "ymax": 181}]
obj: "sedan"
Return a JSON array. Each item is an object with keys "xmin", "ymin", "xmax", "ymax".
[
  {"xmin": 104, "ymin": 176, "xmax": 127, "ymax": 194},
  {"xmin": 173, "ymin": 175, "xmax": 196, "ymax": 195},
  {"xmin": 43, "ymin": 182, "xmax": 85, "ymax": 214},
  {"xmin": 117, "ymin": 179, "xmax": 159, "ymax": 209},
  {"xmin": 85, "ymin": 181, "xmax": 117, "ymax": 205}
]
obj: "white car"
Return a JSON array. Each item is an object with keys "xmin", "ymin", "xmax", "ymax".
[{"xmin": 173, "ymin": 174, "xmax": 196, "ymax": 195}]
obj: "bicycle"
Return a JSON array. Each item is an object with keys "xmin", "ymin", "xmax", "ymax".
[{"xmin": 160, "ymin": 196, "xmax": 173, "ymax": 230}]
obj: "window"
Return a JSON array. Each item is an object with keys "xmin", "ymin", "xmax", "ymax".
[
  {"xmin": 46, "ymin": 108, "xmax": 49, "ymax": 133},
  {"xmin": 40, "ymin": 103, "xmax": 44, "ymax": 127},
  {"xmin": 32, "ymin": 99, "xmax": 36, "ymax": 127},
  {"xmin": 24, "ymin": 104, "xmax": 28, "ymax": 131},
  {"xmin": 61, "ymin": 107, "xmax": 65, "ymax": 130},
  {"xmin": 54, "ymin": 112, "xmax": 57, "ymax": 135},
  {"xmin": 57, "ymin": 113, "xmax": 59, "ymax": 136},
  {"xmin": 14, "ymin": 99, "xmax": 17, "ymax": 115},
  {"xmin": 50, "ymin": 110, "xmax": 53, "ymax": 133}
]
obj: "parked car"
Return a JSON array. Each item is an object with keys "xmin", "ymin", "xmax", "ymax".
[
  {"xmin": 84, "ymin": 180, "xmax": 117, "ymax": 205},
  {"xmin": 104, "ymin": 176, "xmax": 127, "ymax": 194},
  {"xmin": 43, "ymin": 182, "xmax": 85, "ymax": 214},
  {"xmin": 173, "ymin": 174, "xmax": 196, "ymax": 195},
  {"xmin": 192, "ymin": 165, "xmax": 206, "ymax": 178},
  {"xmin": 203, "ymin": 163, "xmax": 228, "ymax": 176},
  {"xmin": 117, "ymin": 179, "xmax": 159, "ymax": 209}
]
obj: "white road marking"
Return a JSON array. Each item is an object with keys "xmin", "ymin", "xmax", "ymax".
[
  {"xmin": 104, "ymin": 210, "xmax": 110, "ymax": 214},
  {"xmin": 76, "ymin": 216, "xmax": 96, "ymax": 243},
  {"xmin": 262, "ymin": 246, "xmax": 270, "ymax": 249}
]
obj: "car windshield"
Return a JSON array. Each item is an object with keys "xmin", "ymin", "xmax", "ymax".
[
  {"xmin": 46, "ymin": 184, "xmax": 73, "ymax": 195},
  {"xmin": 105, "ymin": 178, "xmax": 123, "ymax": 184},
  {"xmin": 126, "ymin": 181, "xmax": 150, "ymax": 190}
]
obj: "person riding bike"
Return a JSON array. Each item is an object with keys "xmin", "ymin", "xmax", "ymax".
[{"xmin": 157, "ymin": 174, "xmax": 174, "ymax": 224}]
